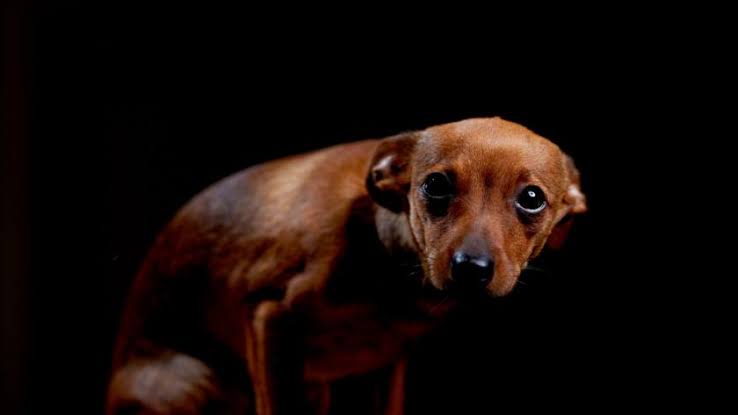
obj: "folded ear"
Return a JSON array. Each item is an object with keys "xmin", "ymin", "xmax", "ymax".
[
  {"xmin": 366, "ymin": 132, "xmax": 419, "ymax": 213},
  {"xmin": 547, "ymin": 154, "xmax": 587, "ymax": 250}
]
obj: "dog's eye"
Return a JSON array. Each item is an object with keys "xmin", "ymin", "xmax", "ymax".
[
  {"xmin": 516, "ymin": 185, "xmax": 546, "ymax": 214},
  {"xmin": 422, "ymin": 173, "xmax": 454, "ymax": 199}
]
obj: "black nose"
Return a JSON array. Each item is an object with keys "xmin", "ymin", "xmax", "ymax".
[{"xmin": 451, "ymin": 252, "xmax": 493, "ymax": 288}]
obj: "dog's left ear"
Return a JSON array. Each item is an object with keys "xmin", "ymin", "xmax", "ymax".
[
  {"xmin": 366, "ymin": 132, "xmax": 419, "ymax": 213},
  {"xmin": 547, "ymin": 154, "xmax": 587, "ymax": 249}
]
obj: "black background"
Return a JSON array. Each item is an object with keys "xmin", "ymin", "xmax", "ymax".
[{"xmin": 2, "ymin": 2, "xmax": 724, "ymax": 414}]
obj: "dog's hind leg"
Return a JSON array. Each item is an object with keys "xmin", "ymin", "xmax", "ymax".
[{"xmin": 106, "ymin": 350, "xmax": 249, "ymax": 415}]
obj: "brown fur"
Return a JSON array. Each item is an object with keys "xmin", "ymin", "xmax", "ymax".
[{"xmin": 107, "ymin": 117, "xmax": 586, "ymax": 414}]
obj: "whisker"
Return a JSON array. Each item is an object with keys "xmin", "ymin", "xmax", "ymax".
[
  {"xmin": 522, "ymin": 265, "xmax": 551, "ymax": 276},
  {"xmin": 429, "ymin": 293, "xmax": 450, "ymax": 316}
]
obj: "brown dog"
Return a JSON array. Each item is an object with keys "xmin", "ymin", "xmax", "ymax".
[{"xmin": 107, "ymin": 117, "xmax": 587, "ymax": 414}]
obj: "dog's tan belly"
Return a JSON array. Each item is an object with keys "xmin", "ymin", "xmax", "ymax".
[{"xmin": 301, "ymin": 303, "xmax": 433, "ymax": 382}]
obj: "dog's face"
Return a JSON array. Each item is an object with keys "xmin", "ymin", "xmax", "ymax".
[{"xmin": 367, "ymin": 118, "xmax": 586, "ymax": 297}]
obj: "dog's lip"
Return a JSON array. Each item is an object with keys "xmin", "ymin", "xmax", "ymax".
[
  {"xmin": 447, "ymin": 282, "xmax": 492, "ymax": 301},
  {"xmin": 422, "ymin": 272, "xmax": 492, "ymax": 301}
]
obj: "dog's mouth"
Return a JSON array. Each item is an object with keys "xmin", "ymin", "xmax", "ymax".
[
  {"xmin": 414, "ymin": 268, "xmax": 523, "ymax": 315},
  {"xmin": 414, "ymin": 252, "xmax": 523, "ymax": 299},
  {"xmin": 421, "ymin": 267, "xmax": 490, "ymax": 300},
  {"xmin": 431, "ymin": 267, "xmax": 522, "ymax": 299}
]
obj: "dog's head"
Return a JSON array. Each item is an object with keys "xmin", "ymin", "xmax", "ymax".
[{"xmin": 367, "ymin": 117, "xmax": 587, "ymax": 297}]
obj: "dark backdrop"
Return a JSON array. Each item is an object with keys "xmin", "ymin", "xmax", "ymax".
[{"xmin": 2, "ymin": 2, "xmax": 722, "ymax": 414}]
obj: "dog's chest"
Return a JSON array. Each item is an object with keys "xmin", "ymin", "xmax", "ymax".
[
  {"xmin": 296, "ymin": 231, "xmax": 441, "ymax": 381},
  {"xmin": 301, "ymin": 301, "xmax": 435, "ymax": 382}
]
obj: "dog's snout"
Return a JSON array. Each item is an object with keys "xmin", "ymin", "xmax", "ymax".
[{"xmin": 450, "ymin": 251, "xmax": 493, "ymax": 288}]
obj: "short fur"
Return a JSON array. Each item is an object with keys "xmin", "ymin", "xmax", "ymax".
[{"xmin": 107, "ymin": 117, "xmax": 587, "ymax": 415}]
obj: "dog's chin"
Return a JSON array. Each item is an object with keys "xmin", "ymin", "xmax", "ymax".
[
  {"xmin": 427, "ymin": 271, "xmax": 520, "ymax": 299},
  {"xmin": 487, "ymin": 284, "xmax": 515, "ymax": 298},
  {"xmin": 425, "ymin": 271, "xmax": 485, "ymax": 301}
]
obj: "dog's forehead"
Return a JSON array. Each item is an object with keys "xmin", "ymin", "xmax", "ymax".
[{"xmin": 417, "ymin": 118, "xmax": 561, "ymax": 170}]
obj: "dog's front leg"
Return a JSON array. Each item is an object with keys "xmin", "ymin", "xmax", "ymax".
[
  {"xmin": 385, "ymin": 357, "xmax": 407, "ymax": 415},
  {"xmin": 247, "ymin": 300, "xmax": 307, "ymax": 415}
]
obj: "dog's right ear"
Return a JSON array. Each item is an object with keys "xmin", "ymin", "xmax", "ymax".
[
  {"xmin": 546, "ymin": 154, "xmax": 587, "ymax": 250},
  {"xmin": 366, "ymin": 132, "xmax": 419, "ymax": 213}
]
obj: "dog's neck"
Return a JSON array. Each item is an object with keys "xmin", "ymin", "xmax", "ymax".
[
  {"xmin": 373, "ymin": 205, "xmax": 460, "ymax": 315},
  {"xmin": 374, "ymin": 206, "xmax": 419, "ymax": 260}
]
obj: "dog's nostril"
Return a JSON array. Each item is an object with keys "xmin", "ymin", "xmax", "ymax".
[{"xmin": 450, "ymin": 251, "xmax": 493, "ymax": 287}]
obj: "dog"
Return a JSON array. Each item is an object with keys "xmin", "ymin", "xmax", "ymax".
[{"xmin": 107, "ymin": 117, "xmax": 587, "ymax": 414}]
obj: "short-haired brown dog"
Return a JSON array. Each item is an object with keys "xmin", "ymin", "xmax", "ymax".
[{"xmin": 107, "ymin": 117, "xmax": 587, "ymax": 414}]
